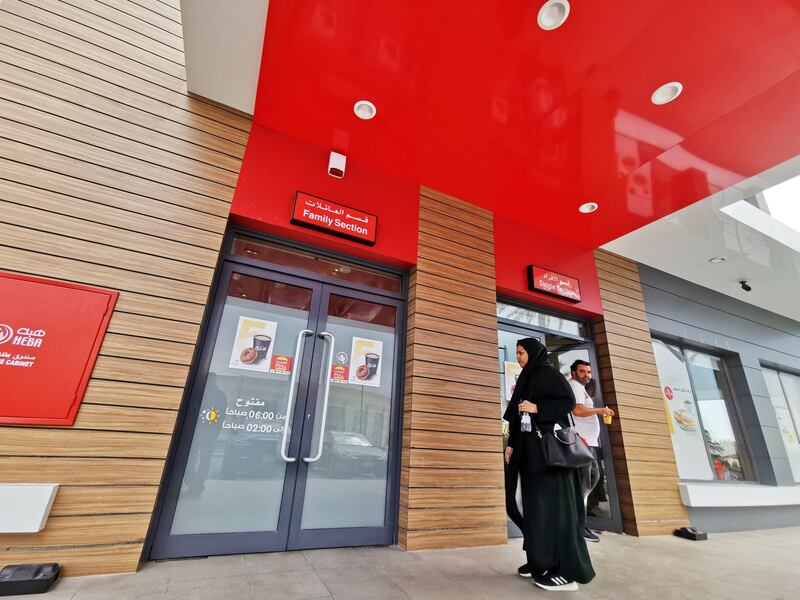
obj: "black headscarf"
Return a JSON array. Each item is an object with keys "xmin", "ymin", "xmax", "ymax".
[{"xmin": 503, "ymin": 337, "xmax": 548, "ymax": 422}]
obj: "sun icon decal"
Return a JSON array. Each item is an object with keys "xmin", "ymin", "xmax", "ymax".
[{"xmin": 200, "ymin": 407, "xmax": 220, "ymax": 424}]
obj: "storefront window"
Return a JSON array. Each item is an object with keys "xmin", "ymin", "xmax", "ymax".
[
  {"xmin": 762, "ymin": 368, "xmax": 800, "ymax": 483},
  {"xmin": 652, "ymin": 339, "xmax": 750, "ymax": 481},
  {"xmin": 496, "ymin": 302, "xmax": 588, "ymax": 338}
]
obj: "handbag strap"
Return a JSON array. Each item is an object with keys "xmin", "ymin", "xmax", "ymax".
[
  {"xmin": 530, "ymin": 400, "xmax": 578, "ymax": 439},
  {"xmin": 567, "ymin": 411, "xmax": 577, "ymax": 429}
]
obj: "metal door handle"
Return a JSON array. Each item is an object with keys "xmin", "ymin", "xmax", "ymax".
[
  {"xmin": 304, "ymin": 331, "xmax": 335, "ymax": 463},
  {"xmin": 280, "ymin": 328, "xmax": 312, "ymax": 463}
]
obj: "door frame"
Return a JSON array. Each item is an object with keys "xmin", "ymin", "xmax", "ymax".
[
  {"xmin": 145, "ymin": 230, "xmax": 408, "ymax": 561},
  {"xmin": 496, "ymin": 298, "xmax": 624, "ymax": 534}
]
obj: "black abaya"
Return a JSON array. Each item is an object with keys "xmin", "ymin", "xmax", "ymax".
[{"xmin": 503, "ymin": 338, "xmax": 595, "ymax": 584}]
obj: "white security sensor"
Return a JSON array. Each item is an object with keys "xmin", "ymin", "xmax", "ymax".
[{"xmin": 328, "ymin": 151, "xmax": 346, "ymax": 179}]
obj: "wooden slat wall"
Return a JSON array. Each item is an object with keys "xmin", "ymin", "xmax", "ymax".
[
  {"xmin": 593, "ymin": 250, "xmax": 690, "ymax": 535},
  {"xmin": 399, "ymin": 187, "xmax": 507, "ymax": 550},
  {"xmin": 0, "ymin": 0, "xmax": 251, "ymax": 575}
]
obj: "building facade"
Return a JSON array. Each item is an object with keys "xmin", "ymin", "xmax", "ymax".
[
  {"xmin": 641, "ymin": 265, "xmax": 800, "ymax": 532},
  {"xmin": 1, "ymin": 0, "xmax": 799, "ymax": 578}
]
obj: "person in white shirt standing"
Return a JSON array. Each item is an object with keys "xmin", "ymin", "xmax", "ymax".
[{"xmin": 568, "ymin": 360, "xmax": 614, "ymax": 543}]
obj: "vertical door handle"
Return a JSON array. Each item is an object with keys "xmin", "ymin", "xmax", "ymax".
[
  {"xmin": 303, "ymin": 331, "xmax": 336, "ymax": 463},
  {"xmin": 280, "ymin": 328, "xmax": 312, "ymax": 463}
]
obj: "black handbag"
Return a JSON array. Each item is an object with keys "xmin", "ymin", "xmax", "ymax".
[{"xmin": 534, "ymin": 414, "xmax": 595, "ymax": 470}]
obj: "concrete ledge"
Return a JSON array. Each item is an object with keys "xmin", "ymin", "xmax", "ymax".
[
  {"xmin": 0, "ymin": 483, "xmax": 59, "ymax": 532},
  {"xmin": 680, "ymin": 482, "xmax": 800, "ymax": 508}
]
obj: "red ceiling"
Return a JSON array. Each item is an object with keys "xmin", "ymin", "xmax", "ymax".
[{"xmin": 253, "ymin": 0, "xmax": 800, "ymax": 248}]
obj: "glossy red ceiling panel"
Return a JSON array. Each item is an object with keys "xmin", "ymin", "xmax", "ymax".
[{"xmin": 253, "ymin": 0, "xmax": 800, "ymax": 248}]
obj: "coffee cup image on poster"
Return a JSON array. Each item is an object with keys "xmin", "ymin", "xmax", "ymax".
[
  {"xmin": 348, "ymin": 337, "xmax": 383, "ymax": 387},
  {"xmin": 228, "ymin": 316, "xmax": 278, "ymax": 372}
]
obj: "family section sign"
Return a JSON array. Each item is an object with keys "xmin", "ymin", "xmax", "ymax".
[
  {"xmin": 291, "ymin": 191, "xmax": 378, "ymax": 245},
  {"xmin": 0, "ymin": 272, "xmax": 118, "ymax": 425}
]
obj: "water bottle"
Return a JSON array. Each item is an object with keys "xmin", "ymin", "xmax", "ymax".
[{"xmin": 520, "ymin": 412, "xmax": 532, "ymax": 433}]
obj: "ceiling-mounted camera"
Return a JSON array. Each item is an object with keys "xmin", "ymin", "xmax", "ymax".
[{"xmin": 739, "ymin": 281, "xmax": 752, "ymax": 292}]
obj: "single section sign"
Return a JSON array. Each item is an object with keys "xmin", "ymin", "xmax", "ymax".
[
  {"xmin": 0, "ymin": 273, "xmax": 118, "ymax": 425},
  {"xmin": 527, "ymin": 265, "xmax": 582, "ymax": 303}
]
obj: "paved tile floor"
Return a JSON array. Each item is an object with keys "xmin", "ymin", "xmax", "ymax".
[{"xmin": 22, "ymin": 527, "xmax": 800, "ymax": 599}]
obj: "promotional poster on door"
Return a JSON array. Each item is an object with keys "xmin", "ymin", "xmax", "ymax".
[
  {"xmin": 348, "ymin": 337, "xmax": 383, "ymax": 387},
  {"xmin": 228, "ymin": 316, "xmax": 290, "ymax": 374}
]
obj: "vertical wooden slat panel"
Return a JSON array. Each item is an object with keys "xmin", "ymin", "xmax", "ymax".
[
  {"xmin": 399, "ymin": 187, "xmax": 507, "ymax": 551},
  {"xmin": 593, "ymin": 250, "xmax": 690, "ymax": 535},
  {"xmin": 0, "ymin": 0, "xmax": 251, "ymax": 575}
]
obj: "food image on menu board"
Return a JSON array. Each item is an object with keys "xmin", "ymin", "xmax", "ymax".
[
  {"xmin": 228, "ymin": 316, "xmax": 278, "ymax": 372},
  {"xmin": 348, "ymin": 337, "xmax": 383, "ymax": 387},
  {"xmin": 673, "ymin": 408, "xmax": 698, "ymax": 432}
]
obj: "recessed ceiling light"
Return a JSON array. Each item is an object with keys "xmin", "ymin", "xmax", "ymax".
[
  {"xmin": 708, "ymin": 256, "xmax": 727, "ymax": 263},
  {"xmin": 354, "ymin": 100, "xmax": 377, "ymax": 120},
  {"xmin": 579, "ymin": 202, "xmax": 599, "ymax": 214},
  {"xmin": 537, "ymin": 0, "xmax": 570, "ymax": 30},
  {"xmin": 651, "ymin": 82, "xmax": 683, "ymax": 105}
]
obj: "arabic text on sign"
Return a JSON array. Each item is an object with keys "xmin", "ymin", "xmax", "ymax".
[{"xmin": 225, "ymin": 408, "xmax": 284, "ymax": 421}]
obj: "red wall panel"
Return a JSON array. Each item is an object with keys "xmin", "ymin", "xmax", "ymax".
[
  {"xmin": 494, "ymin": 214, "xmax": 602, "ymax": 318},
  {"xmin": 231, "ymin": 125, "xmax": 419, "ymax": 268},
  {"xmin": 232, "ymin": 126, "xmax": 602, "ymax": 318}
]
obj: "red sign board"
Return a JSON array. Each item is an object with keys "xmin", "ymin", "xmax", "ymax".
[
  {"xmin": 269, "ymin": 355, "xmax": 293, "ymax": 375},
  {"xmin": 330, "ymin": 364, "xmax": 349, "ymax": 383},
  {"xmin": 0, "ymin": 273, "xmax": 118, "ymax": 426},
  {"xmin": 291, "ymin": 191, "xmax": 378, "ymax": 245},
  {"xmin": 527, "ymin": 265, "xmax": 582, "ymax": 302}
]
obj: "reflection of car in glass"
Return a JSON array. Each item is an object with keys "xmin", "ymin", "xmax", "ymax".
[
  {"xmin": 319, "ymin": 431, "xmax": 387, "ymax": 478},
  {"xmin": 220, "ymin": 432, "xmax": 282, "ymax": 479}
]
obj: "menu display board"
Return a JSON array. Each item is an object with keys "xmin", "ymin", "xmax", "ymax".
[
  {"xmin": 651, "ymin": 339, "xmax": 714, "ymax": 480},
  {"xmin": 0, "ymin": 273, "xmax": 117, "ymax": 425}
]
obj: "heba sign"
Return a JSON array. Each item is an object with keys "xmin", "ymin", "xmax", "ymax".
[{"xmin": 0, "ymin": 273, "xmax": 117, "ymax": 425}]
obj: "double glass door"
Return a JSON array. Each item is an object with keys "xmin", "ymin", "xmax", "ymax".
[{"xmin": 151, "ymin": 261, "xmax": 402, "ymax": 559}]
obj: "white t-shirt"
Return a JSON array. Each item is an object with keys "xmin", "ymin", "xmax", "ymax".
[{"xmin": 569, "ymin": 379, "xmax": 600, "ymax": 447}]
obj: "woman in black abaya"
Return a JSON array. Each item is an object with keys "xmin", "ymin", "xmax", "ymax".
[{"xmin": 503, "ymin": 338, "xmax": 595, "ymax": 592}]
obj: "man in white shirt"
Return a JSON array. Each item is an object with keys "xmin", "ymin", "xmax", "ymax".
[{"xmin": 568, "ymin": 360, "xmax": 613, "ymax": 543}]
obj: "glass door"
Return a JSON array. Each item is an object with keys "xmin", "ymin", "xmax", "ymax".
[
  {"xmin": 288, "ymin": 287, "xmax": 401, "ymax": 549},
  {"xmin": 150, "ymin": 263, "xmax": 323, "ymax": 558},
  {"xmin": 150, "ymin": 262, "xmax": 403, "ymax": 559}
]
